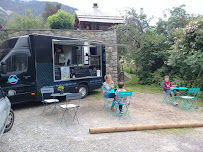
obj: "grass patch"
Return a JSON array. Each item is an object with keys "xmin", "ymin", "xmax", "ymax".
[
  {"xmin": 144, "ymin": 128, "xmax": 194, "ymax": 135},
  {"xmin": 89, "ymin": 89, "xmax": 103, "ymax": 99},
  {"xmin": 124, "ymin": 74, "xmax": 160, "ymax": 94},
  {"xmin": 196, "ymin": 98, "xmax": 203, "ymax": 109},
  {"xmin": 89, "ymin": 74, "xmax": 161, "ymax": 98},
  {"xmin": 88, "ymin": 74, "xmax": 203, "ymax": 109}
]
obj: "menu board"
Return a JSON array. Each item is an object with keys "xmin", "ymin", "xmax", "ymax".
[
  {"xmin": 61, "ymin": 66, "xmax": 70, "ymax": 80},
  {"xmin": 89, "ymin": 69, "xmax": 97, "ymax": 76},
  {"xmin": 70, "ymin": 66, "xmax": 90, "ymax": 78}
]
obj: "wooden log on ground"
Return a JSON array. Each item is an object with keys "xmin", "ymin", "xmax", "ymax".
[{"xmin": 89, "ymin": 122, "xmax": 203, "ymax": 134}]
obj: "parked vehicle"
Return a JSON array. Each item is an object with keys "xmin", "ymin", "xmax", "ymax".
[
  {"xmin": 0, "ymin": 34, "xmax": 106, "ymax": 104},
  {"xmin": 0, "ymin": 88, "xmax": 15, "ymax": 140}
]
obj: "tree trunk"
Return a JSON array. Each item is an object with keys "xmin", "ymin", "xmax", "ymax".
[
  {"xmin": 135, "ymin": 64, "xmax": 138, "ymax": 76},
  {"xmin": 193, "ymin": 69, "xmax": 202, "ymax": 88}
]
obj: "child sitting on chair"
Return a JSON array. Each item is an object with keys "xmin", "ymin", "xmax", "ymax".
[
  {"xmin": 162, "ymin": 75, "xmax": 179, "ymax": 105},
  {"xmin": 115, "ymin": 82, "xmax": 127, "ymax": 114}
]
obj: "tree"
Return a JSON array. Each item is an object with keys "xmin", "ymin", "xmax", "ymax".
[
  {"xmin": 42, "ymin": 2, "xmax": 61, "ymax": 21},
  {"xmin": 116, "ymin": 6, "xmax": 203, "ymax": 89},
  {"xmin": 0, "ymin": 18, "xmax": 7, "ymax": 27},
  {"xmin": 167, "ymin": 18, "xmax": 203, "ymax": 89},
  {"xmin": 119, "ymin": 8, "xmax": 151, "ymax": 49},
  {"xmin": 5, "ymin": 9, "xmax": 44, "ymax": 29},
  {"xmin": 156, "ymin": 5, "xmax": 191, "ymax": 43},
  {"xmin": 116, "ymin": 8, "xmax": 151, "ymax": 72},
  {"xmin": 47, "ymin": 9, "xmax": 74, "ymax": 29},
  {"xmin": 136, "ymin": 29, "xmax": 168, "ymax": 84}
]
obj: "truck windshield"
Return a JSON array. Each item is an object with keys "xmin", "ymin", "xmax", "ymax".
[
  {"xmin": 0, "ymin": 48, "xmax": 11, "ymax": 61},
  {"xmin": 0, "ymin": 38, "xmax": 18, "ymax": 61}
]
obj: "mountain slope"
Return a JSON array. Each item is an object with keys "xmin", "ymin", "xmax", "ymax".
[{"xmin": 0, "ymin": 0, "xmax": 76, "ymax": 18}]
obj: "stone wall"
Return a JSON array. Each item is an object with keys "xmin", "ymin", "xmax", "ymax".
[{"xmin": 0, "ymin": 29, "xmax": 118, "ymax": 82}]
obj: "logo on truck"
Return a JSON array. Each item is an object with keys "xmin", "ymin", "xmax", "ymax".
[{"xmin": 8, "ymin": 75, "xmax": 19, "ymax": 84}]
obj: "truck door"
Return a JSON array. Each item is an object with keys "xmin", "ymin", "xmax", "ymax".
[{"xmin": 0, "ymin": 49, "xmax": 35, "ymax": 103}]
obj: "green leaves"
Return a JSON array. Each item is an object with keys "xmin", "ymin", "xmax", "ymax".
[
  {"xmin": 168, "ymin": 18, "xmax": 203, "ymax": 89},
  {"xmin": 117, "ymin": 6, "xmax": 202, "ymax": 89},
  {"xmin": 136, "ymin": 30, "xmax": 168, "ymax": 84},
  {"xmin": 5, "ymin": 9, "xmax": 44, "ymax": 29},
  {"xmin": 47, "ymin": 9, "xmax": 74, "ymax": 29}
]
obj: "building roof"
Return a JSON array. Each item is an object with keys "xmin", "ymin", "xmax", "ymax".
[{"xmin": 76, "ymin": 7, "xmax": 125, "ymax": 24}]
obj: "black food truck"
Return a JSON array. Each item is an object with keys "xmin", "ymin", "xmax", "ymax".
[{"xmin": 0, "ymin": 34, "xmax": 106, "ymax": 104}]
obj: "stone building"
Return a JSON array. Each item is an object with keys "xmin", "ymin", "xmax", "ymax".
[
  {"xmin": 74, "ymin": 3, "xmax": 124, "ymax": 31},
  {"xmin": 0, "ymin": 29, "xmax": 119, "ymax": 82}
]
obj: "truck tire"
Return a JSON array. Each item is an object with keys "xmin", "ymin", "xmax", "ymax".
[
  {"xmin": 4, "ymin": 109, "xmax": 14, "ymax": 133},
  {"xmin": 78, "ymin": 84, "xmax": 88, "ymax": 98}
]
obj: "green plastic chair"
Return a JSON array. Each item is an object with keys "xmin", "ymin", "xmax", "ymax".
[
  {"xmin": 102, "ymin": 86, "xmax": 114, "ymax": 111},
  {"xmin": 161, "ymin": 82, "xmax": 170, "ymax": 104},
  {"xmin": 180, "ymin": 88, "xmax": 200, "ymax": 112},
  {"xmin": 114, "ymin": 91, "xmax": 133, "ymax": 120}
]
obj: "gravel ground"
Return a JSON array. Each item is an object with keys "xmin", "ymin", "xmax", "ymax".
[{"xmin": 1, "ymin": 93, "xmax": 203, "ymax": 152}]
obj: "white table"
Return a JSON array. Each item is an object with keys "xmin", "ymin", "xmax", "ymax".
[{"xmin": 51, "ymin": 93, "xmax": 72, "ymax": 101}]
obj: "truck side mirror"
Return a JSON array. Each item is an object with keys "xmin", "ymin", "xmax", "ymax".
[{"xmin": 1, "ymin": 62, "xmax": 7, "ymax": 74}]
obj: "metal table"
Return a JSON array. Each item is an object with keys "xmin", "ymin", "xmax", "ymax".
[
  {"xmin": 105, "ymin": 90, "xmax": 116, "ymax": 94},
  {"xmin": 51, "ymin": 93, "xmax": 72, "ymax": 101}
]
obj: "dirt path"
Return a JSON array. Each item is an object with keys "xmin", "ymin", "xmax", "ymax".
[
  {"xmin": 1, "ymin": 93, "xmax": 203, "ymax": 152},
  {"xmin": 130, "ymin": 93, "xmax": 203, "ymax": 124}
]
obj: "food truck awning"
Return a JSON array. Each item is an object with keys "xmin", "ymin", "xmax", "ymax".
[{"xmin": 52, "ymin": 39, "xmax": 102, "ymax": 46}]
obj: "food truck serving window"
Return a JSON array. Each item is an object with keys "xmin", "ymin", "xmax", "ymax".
[{"xmin": 52, "ymin": 40, "xmax": 102, "ymax": 82}]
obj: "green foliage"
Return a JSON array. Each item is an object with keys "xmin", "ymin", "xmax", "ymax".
[
  {"xmin": 156, "ymin": 5, "xmax": 192, "ymax": 43},
  {"xmin": 123, "ymin": 66, "xmax": 136, "ymax": 74},
  {"xmin": 124, "ymin": 74, "xmax": 160, "ymax": 93},
  {"xmin": 123, "ymin": 66, "xmax": 130, "ymax": 74},
  {"xmin": 136, "ymin": 30, "xmax": 169, "ymax": 84},
  {"xmin": 153, "ymin": 72, "xmax": 163, "ymax": 84},
  {"xmin": 116, "ymin": 8, "xmax": 151, "ymax": 62},
  {"xmin": 5, "ymin": 9, "xmax": 44, "ymax": 29},
  {"xmin": 118, "ymin": 5, "xmax": 203, "ymax": 91},
  {"xmin": 0, "ymin": 0, "xmax": 76, "ymax": 19},
  {"xmin": 168, "ymin": 18, "xmax": 203, "ymax": 89},
  {"xmin": 0, "ymin": 18, "xmax": 7, "ymax": 27},
  {"xmin": 47, "ymin": 9, "xmax": 74, "ymax": 29},
  {"xmin": 118, "ymin": 6, "xmax": 203, "ymax": 92},
  {"xmin": 42, "ymin": 2, "xmax": 61, "ymax": 21}
]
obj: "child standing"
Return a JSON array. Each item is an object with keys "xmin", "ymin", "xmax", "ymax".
[
  {"xmin": 115, "ymin": 82, "xmax": 127, "ymax": 114},
  {"xmin": 162, "ymin": 75, "xmax": 179, "ymax": 105}
]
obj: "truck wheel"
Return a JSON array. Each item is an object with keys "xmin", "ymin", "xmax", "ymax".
[
  {"xmin": 78, "ymin": 84, "xmax": 88, "ymax": 98},
  {"xmin": 4, "ymin": 109, "xmax": 14, "ymax": 133}
]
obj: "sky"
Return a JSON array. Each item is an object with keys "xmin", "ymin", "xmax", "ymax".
[{"xmin": 38, "ymin": 0, "xmax": 203, "ymax": 25}]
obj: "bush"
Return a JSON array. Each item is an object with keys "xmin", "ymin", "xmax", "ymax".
[
  {"xmin": 47, "ymin": 9, "xmax": 74, "ymax": 29},
  {"xmin": 136, "ymin": 30, "xmax": 169, "ymax": 84},
  {"xmin": 137, "ymin": 70, "xmax": 154, "ymax": 84},
  {"xmin": 123, "ymin": 66, "xmax": 136, "ymax": 74},
  {"xmin": 130, "ymin": 67, "xmax": 136, "ymax": 74},
  {"xmin": 153, "ymin": 71, "xmax": 163, "ymax": 84},
  {"xmin": 123, "ymin": 66, "xmax": 130, "ymax": 73},
  {"xmin": 168, "ymin": 18, "xmax": 203, "ymax": 90}
]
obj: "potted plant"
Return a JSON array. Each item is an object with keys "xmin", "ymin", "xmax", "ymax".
[
  {"xmin": 58, "ymin": 86, "xmax": 64, "ymax": 94},
  {"xmin": 114, "ymin": 82, "xmax": 118, "ymax": 92}
]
